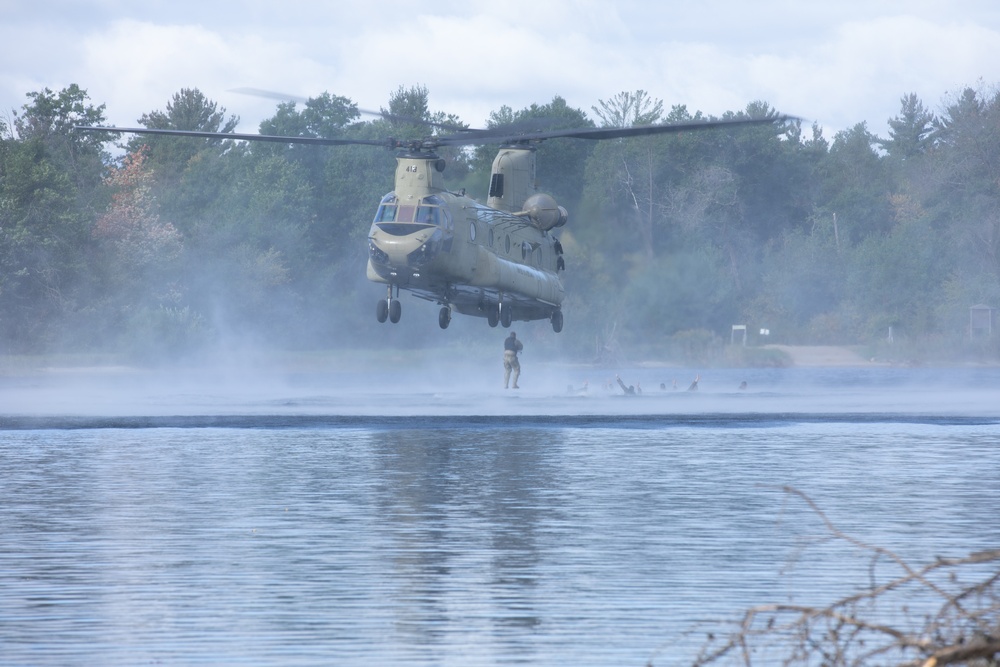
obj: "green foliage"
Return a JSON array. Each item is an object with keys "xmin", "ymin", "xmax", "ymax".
[
  {"xmin": 0, "ymin": 86, "xmax": 109, "ymax": 351},
  {"xmin": 815, "ymin": 122, "xmax": 894, "ymax": 242},
  {"xmin": 667, "ymin": 329, "xmax": 723, "ymax": 365},
  {"xmin": 879, "ymin": 92, "xmax": 935, "ymax": 160},
  {"xmin": 929, "ymin": 85, "xmax": 1000, "ymax": 284},
  {"xmin": 749, "ymin": 220, "xmax": 847, "ymax": 340},
  {"xmin": 383, "ymin": 85, "xmax": 433, "ymax": 133},
  {"xmin": 723, "ymin": 344, "xmax": 792, "ymax": 368},
  {"xmin": 132, "ymin": 88, "xmax": 240, "ymax": 188},
  {"xmin": 845, "ymin": 214, "xmax": 945, "ymax": 338},
  {"xmin": 120, "ymin": 304, "xmax": 208, "ymax": 361},
  {"xmin": 591, "ymin": 90, "xmax": 664, "ymax": 128},
  {"xmin": 614, "ymin": 246, "xmax": 738, "ymax": 352},
  {"xmin": 14, "ymin": 85, "xmax": 111, "ymax": 162}
]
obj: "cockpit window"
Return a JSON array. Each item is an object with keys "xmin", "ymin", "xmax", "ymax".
[
  {"xmin": 373, "ymin": 193, "xmax": 398, "ymax": 222},
  {"xmin": 396, "ymin": 205, "xmax": 416, "ymax": 222},
  {"xmin": 415, "ymin": 205, "xmax": 436, "ymax": 224},
  {"xmin": 373, "ymin": 194, "xmax": 452, "ymax": 231}
]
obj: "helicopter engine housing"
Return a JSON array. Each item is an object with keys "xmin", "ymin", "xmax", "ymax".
[{"xmin": 520, "ymin": 193, "xmax": 568, "ymax": 231}]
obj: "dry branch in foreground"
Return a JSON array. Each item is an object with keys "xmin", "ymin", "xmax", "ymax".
[{"xmin": 651, "ymin": 486, "xmax": 1000, "ymax": 667}]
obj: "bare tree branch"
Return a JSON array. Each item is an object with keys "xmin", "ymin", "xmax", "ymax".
[{"xmin": 649, "ymin": 487, "xmax": 1000, "ymax": 667}]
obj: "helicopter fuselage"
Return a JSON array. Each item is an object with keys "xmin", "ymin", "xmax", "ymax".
[{"xmin": 366, "ymin": 149, "xmax": 566, "ymax": 330}]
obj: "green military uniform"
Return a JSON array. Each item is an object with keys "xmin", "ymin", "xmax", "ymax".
[{"xmin": 503, "ymin": 332, "xmax": 523, "ymax": 389}]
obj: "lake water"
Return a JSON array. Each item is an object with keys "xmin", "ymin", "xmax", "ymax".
[{"xmin": 1, "ymin": 364, "xmax": 998, "ymax": 665}]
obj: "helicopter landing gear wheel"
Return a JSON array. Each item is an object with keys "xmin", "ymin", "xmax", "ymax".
[
  {"xmin": 376, "ymin": 299, "xmax": 389, "ymax": 323},
  {"xmin": 551, "ymin": 309, "xmax": 563, "ymax": 333},
  {"xmin": 487, "ymin": 305, "xmax": 499, "ymax": 328},
  {"xmin": 499, "ymin": 303, "xmax": 512, "ymax": 328},
  {"xmin": 388, "ymin": 298, "xmax": 401, "ymax": 324},
  {"xmin": 438, "ymin": 306, "xmax": 451, "ymax": 329}
]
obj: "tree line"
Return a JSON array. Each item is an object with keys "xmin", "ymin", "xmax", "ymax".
[{"xmin": 1, "ymin": 82, "xmax": 998, "ymax": 363}]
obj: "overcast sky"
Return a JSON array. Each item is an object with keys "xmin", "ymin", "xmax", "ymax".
[{"xmin": 3, "ymin": 0, "xmax": 1000, "ymax": 140}]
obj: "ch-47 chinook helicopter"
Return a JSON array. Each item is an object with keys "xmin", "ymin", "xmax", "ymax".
[{"xmin": 77, "ymin": 105, "xmax": 786, "ymax": 333}]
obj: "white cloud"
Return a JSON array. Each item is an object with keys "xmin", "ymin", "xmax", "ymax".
[
  {"xmin": 2, "ymin": 0, "xmax": 1000, "ymax": 142},
  {"xmin": 79, "ymin": 20, "xmax": 336, "ymax": 130}
]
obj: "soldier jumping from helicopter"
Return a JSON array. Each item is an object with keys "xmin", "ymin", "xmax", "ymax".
[{"xmin": 504, "ymin": 331, "xmax": 523, "ymax": 389}]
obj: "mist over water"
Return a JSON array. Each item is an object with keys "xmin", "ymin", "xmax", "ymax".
[
  {"xmin": 1, "ymin": 361, "xmax": 998, "ymax": 665},
  {"xmin": 2, "ymin": 358, "xmax": 998, "ymax": 420}
]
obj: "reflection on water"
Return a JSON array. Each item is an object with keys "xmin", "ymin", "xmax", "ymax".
[{"xmin": 1, "ymin": 367, "xmax": 999, "ymax": 665}]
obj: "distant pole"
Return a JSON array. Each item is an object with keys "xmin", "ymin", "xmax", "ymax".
[{"xmin": 731, "ymin": 325, "xmax": 747, "ymax": 346}]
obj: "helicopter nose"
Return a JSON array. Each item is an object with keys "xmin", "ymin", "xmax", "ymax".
[{"xmin": 369, "ymin": 227, "xmax": 441, "ymax": 267}]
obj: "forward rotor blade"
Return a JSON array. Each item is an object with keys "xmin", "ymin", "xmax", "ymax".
[{"xmin": 73, "ymin": 125, "xmax": 388, "ymax": 147}]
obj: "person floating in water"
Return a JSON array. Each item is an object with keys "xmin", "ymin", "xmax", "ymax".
[
  {"xmin": 687, "ymin": 375, "xmax": 700, "ymax": 391},
  {"xmin": 503, "ymin": 331, "xmax": 523, "ymax": 389},
  {"xmin": 615, "ymin": 374, "xmax": 636, "ymax": 395},
  {"xmin": 738, "ymin": 380, "xmax": 747, "ymax": 390}
]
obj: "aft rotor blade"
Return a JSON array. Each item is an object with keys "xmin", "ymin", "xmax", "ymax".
[
  {"xmin": 230, "ymin": 87, "xmax": 471, "ymax": 134},
  {"xmin": 229, "ymin": 87, "xmax": 309, "ymax": 104},
  {"xmin": 74, "ymin": 125, "xmax": 389, "ymax": 147},
  {"xmin": 434, "ymin": 115, "xmax": 798, "ymax": 146}
]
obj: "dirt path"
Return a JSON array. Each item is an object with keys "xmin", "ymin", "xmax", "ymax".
[{"xmin": 764, "ymin": 345, "xmax": 872, "ymax": 367}]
